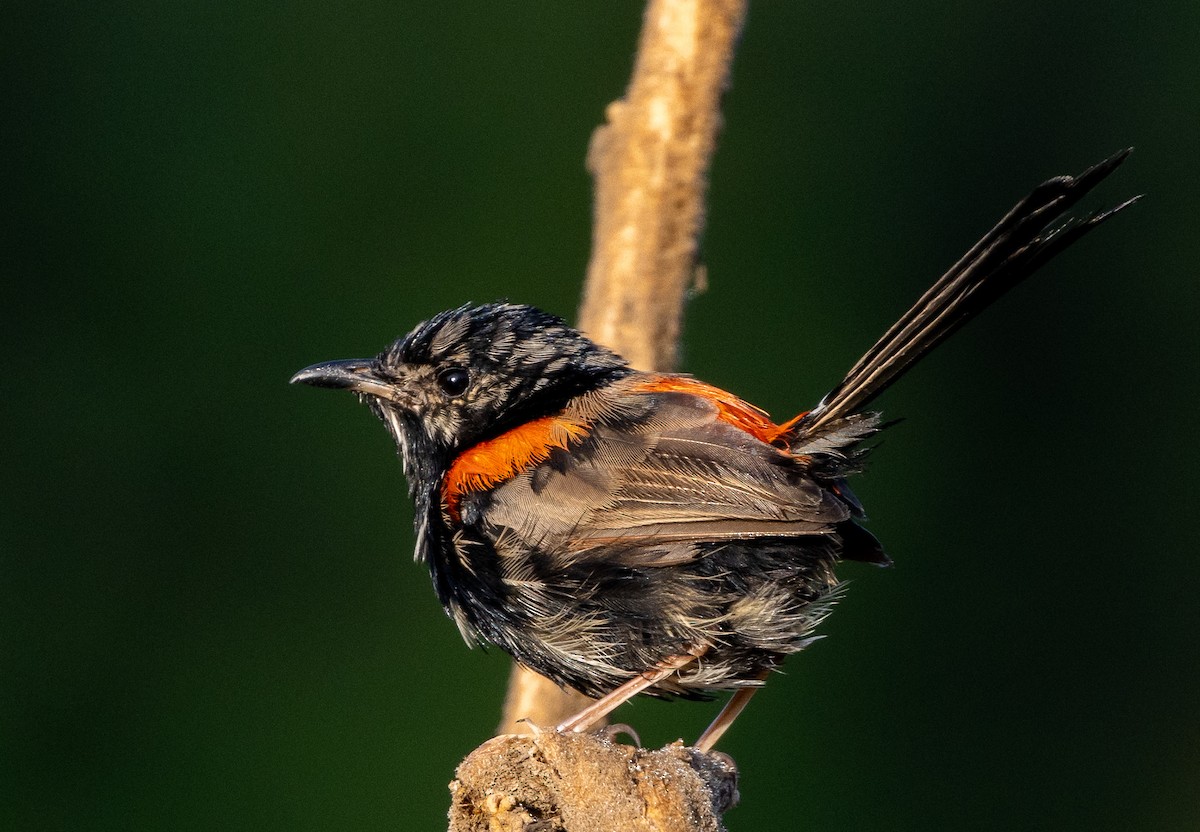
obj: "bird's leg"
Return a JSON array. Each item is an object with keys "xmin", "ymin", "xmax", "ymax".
[
  {"xmin": 693, "ymin": 670, "xmax": 771, "ymax": 752},
  {"xmin": 556, "ymin": 648, "xmax": 707, "ymax": 734}
]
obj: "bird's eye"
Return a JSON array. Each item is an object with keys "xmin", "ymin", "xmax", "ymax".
[{"xmin": 436, "ymin": 367, "xmax": 470, "ymax": 397}]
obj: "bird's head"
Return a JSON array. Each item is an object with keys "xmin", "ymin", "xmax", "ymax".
[{"xmin": 291, "ymin": 303, "xmax": 630, "ymax": 475}]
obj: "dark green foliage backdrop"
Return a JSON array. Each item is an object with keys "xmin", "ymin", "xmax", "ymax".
[{"xmin": 5, "ymin": 3, "xmax": 1198, "ymax": 830}]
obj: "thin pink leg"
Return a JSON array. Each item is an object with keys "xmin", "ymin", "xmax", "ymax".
[
  {"xmin": 694, "ymin": 672, "xmax": 770, "ymax": 752},
  {"xmin": 556, "ymin": 649, "xmax": 706, "ymax": 734}
]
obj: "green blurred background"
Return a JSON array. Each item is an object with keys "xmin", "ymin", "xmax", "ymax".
[{"xmin": 5, "ymin": 2, "xmax": 1198, "ymax": 830}]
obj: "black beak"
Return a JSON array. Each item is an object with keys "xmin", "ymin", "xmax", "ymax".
[{"xmin": 290, "ymin": 359, "xmax": 398, "ymax": 399}]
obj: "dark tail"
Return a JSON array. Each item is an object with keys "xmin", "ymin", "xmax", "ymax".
[{"xmin": 797, "ymin": 149, "xmax": 1138, "ymax": 436}]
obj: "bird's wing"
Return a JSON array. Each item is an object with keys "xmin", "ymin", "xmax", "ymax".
[{"xmin": 471, "ymin": 383, "xmax": 852, "ymax": 567}]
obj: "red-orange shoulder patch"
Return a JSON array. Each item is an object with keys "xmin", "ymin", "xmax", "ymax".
[
  {"xmin": 442, "ymin": 416, "xmax": 590, "ymax": 521},
  {"xmin": 631, "ymin": 375, "xmax": 797, "ymax": 446}
]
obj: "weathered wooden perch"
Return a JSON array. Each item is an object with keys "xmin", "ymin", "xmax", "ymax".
[
  {"xmin": 449, "ymin": 732, "xmax": 739, "ymax": 832},
  {"xmin": 578, "ymin": 0, "xmax": 747, "ymax": 371}
]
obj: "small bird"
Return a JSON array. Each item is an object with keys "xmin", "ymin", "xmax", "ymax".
[{"xmin": 293, "ymin": 152, "xmax": 1135, "ymax": 750}]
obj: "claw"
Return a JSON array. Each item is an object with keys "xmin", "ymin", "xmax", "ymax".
[
  {"xmin": 515, "ymin": 717, "xmax": 545, "ymax": 736},
  {"xmin": 597, "ymin": 722, "xmax": 643, "ymax": 747}
]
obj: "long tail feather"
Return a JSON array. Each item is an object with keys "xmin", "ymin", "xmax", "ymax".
[{"xmin": 797, "ymin": 150, "xmax": 1138, "ymax": 435}]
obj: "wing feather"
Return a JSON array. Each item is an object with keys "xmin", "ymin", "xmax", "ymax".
[{"xmin": 476, "ymin": 387, "xmax": 849, "ymax": 566}]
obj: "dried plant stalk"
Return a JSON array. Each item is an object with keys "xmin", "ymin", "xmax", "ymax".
[{"xmin": 496, "ymin": 0, "xmax": 746, "ymax": 741}]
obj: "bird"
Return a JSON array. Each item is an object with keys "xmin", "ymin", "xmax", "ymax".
[{"xmin": 292, "ymin": 151, "xmax": 1135, "ymax": 750}]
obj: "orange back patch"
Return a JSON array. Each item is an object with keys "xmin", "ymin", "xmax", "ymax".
[
  {"xmin": 443, "ymin": 415, "xmax": 590, "ymax": 520},
  {"xmin": 631, "ymin": 375, "xmax": 796, "ymax": 446}
]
